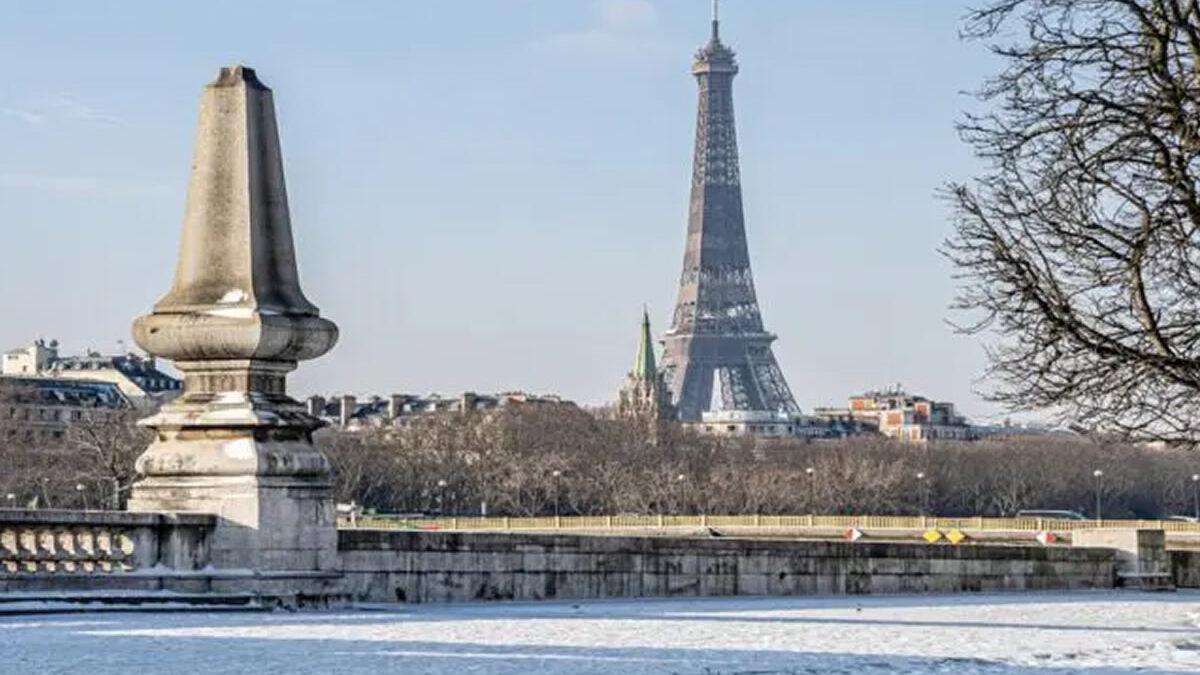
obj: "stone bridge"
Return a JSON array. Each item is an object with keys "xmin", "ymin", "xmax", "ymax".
[{"xmin": 0, "ymin": 64, "xmax": 1186, "ymax": 609}]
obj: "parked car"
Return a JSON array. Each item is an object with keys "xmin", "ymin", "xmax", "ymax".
[{"xmin": 1015, "ymin": 509, "xmax": 1088, "ymax": 521}]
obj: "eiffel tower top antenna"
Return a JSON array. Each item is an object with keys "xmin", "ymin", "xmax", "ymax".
[{"xmin": 712, "ymin": 0, "xmax": 720, "ymax": 40}]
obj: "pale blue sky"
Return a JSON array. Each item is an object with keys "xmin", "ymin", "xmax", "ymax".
[{"xmin": 0, "ymin": 1, "xmax": 1008, "ymax": 419}]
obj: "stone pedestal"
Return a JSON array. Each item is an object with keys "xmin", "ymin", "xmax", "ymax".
[
  {"xmin": 126, "ymin": 66, "xmax": 339, "ymax": 576},
  {"xmin": 127, "ymin": 450, "xmax": 337, "ymax": 572}
]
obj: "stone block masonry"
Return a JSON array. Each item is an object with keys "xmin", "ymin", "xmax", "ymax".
[
  {"xmin": 1073, "ymin": 528, "xmax": 1172, "ymax": 590},
  {"xmin": 337, "ymin": 530, "xmax": 1117, "ymax": 604},
  {"xmin": 1170, "ymin": 550, "xmax": 1200, "ymax": 588}
]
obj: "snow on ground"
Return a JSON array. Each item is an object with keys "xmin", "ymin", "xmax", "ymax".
[{"xmin": 3, "ymin": 591, "xmax": 1200, "ymax": 673}]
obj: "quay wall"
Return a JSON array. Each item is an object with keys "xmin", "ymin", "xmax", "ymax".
[
  {"xmin": 337, "ymin": 530, "xmax": 1117, "ymax": 604},
  {"xmin": 11, "ymin": 514, "xmax": 1186, "ymax": 602},
  {"xmin": 1172, "ymin": 550, "xmax": 1200, "ymax": 587}
]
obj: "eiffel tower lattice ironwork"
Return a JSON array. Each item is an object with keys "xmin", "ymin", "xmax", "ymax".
[{"xmin": 660, "ymin": 6, "xmax": 800, "ymax": 422}]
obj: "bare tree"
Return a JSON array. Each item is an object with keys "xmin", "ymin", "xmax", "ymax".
[
  {"xmin": 63, "ymin": 407, "xmax": 151, "ymax": 509},
  {"xmin": 315, "ymin": 405, "xmax": 1200, "ymax": 520},
  {"xmin": 944, "ymin": 0, "xmax": 1200, "ymax": 442}
]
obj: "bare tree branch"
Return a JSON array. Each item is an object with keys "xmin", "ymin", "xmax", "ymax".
[{"xmin": 945, "ymin": 0, "xmax": 1200, "ymax": 443}]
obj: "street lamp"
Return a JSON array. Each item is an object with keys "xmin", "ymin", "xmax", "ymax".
[
  {"xmin": 916, "ymin": 472, "xmax": 927, "ymax": 516},
  {"xmin": 1093, "ymin": 469, "xmax": 1104, "ymax": 520},
  {"xmin": 4, "ymin": 493, "xmax": 14, "ymax": 508},
  {"xmin": 1191, "ymin": 474, "xmax": 1199, "ymax": 521},
  {"xmin": 805, "ymin": 467, "xmax": 815, "ymax": 514},
  {"xmin": 676, "ymin": 473, "xmax": 686, "ymax": 515},
  {"xmin": 436, "ymin": 479, "xmax": 448, "ymax": 517},
  {"xmin": 551, "ymin": 470, "xmax": 562, "ymax": 518},
  {"xmin": 75, "ymin": 483, "xmax": 87, "ymax": 511}
]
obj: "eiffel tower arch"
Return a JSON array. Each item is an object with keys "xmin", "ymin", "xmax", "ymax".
[{"xmin": 660, "ymin": 7, "xmax": 800, "ymax": 422}]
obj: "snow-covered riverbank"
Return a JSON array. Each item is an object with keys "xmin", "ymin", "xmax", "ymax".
[{"xmin": 3, "ymin": 591, "xmax": 1199, "ymax": 673}]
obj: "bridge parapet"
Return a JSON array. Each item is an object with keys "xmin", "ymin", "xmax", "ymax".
[{"xmin": 0, "ymin": 510, "xmax": 213, "ymax": 577}]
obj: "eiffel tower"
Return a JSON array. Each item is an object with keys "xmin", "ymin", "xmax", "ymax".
[{"xmin": 660, "ymin": 3, "xmax": 800, "ymax": 422}]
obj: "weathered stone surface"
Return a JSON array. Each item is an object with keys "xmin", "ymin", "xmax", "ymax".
[
  {"xmin": 1073, "ymin": 528, "xmax": 1172, "ymax": 590},
  {"xmin": 1171, "ymin": 550, "xmax": 1200, "ymax": 587},
  {"xmin": 132, "ymin": 64, "xmax": 337, "ymax": 418},
  {"xmin": 335, "ymin": 530, "xmax": 1119, "ymax": 604},
  {"xmin": 127, "ymin": 66, "xmax": 339, "ymax": 576},
  {"xmin": 0, "ymin": 509, "xmax": 214, "ymax": 591}
]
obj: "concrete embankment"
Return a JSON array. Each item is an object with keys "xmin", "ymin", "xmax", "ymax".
[
  {"xmin": 11, "ymin": 511, "xmax": 1197, "ymax": 606},
  {"xmin": 337, "ymin": 530, "xmax": 1117, "ymax": 603}
]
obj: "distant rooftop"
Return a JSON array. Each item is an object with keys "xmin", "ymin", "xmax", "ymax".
[
  {"xmin": 0, "ymin": 376, "xmax": 129, "ymax": 408},
  {"xmin": 2, "ymin": 338, "xmax": 181, "ymax": 396},
  {"xmin": 309, "ymin": 391, "xmax": 576, "ymax": 428}
]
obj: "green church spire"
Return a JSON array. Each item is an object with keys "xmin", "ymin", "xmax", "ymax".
[{"xmin": 633, "ymin": 307, "xmax": 657, "ymax": 379}]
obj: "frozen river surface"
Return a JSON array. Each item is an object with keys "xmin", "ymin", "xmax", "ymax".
[{"xmin": 4, "ymin": 591, "xmax": 1200, "ymax": 674}]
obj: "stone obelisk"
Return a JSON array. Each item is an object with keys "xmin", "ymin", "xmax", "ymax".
[{"xmin": 127, "ymin": 66, "xmax": 339, "ymax": 573}]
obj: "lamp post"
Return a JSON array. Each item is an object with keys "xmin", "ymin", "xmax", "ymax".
[
  {"xmin": 75, "ymin": 483, "xmax": 87, "ymax": 511},
  {"xmin": 916, "ymin": 472, "xmax": 927, "ymax": 516},
  {"xmin": 4, "ymin": 493, "xmax": 13, "ymax": 508},
  {"xmin": 1191, "ymin": 474, "xmax": 1199, "ymax": 521},
  {"xmin": 436, "ymin": 479, "xmax": 448, "ymax": 517},
  {"xmin": 551, "ymin": 469, "xmax": 562, "ymax": 518},
  {"xmin": 805, "ymin": 466, "xmax": 815, "ymax": 514},
  {"xmin": 676, "ymin": 473, "xmax": 687, "ymax": 515},
  {"xmin": 1092, "ymin": 469, "xmax": 1104, "ymax": 520}
]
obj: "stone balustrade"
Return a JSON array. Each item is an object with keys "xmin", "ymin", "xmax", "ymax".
[
  {"xmin": 1, "ymin": 527, "xmax": 135, "ymax": 574},
  {"xmin": 0, "ymin": 510, "xmax": 213, "ymax": 577}
]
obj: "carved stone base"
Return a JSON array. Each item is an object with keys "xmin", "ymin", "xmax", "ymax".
[{"xmin": 127, "ymin": 438, "xmax": 337, "ymax": 572}]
